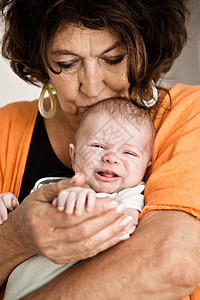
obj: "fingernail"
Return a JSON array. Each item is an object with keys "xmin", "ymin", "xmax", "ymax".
[
  {"xmin": 57, "ymin": 206, "xmax": 65, "ymax": 211},
  {"xmin": 120, "ymin": 216, "xmax": 134, "ymax": 227},
  {"xmin": 65, "ymin": 209, "xmax": 73, "ymax": 215},
  {"xmin": 52, "ymin": 198, "xmax": 57, "ymax": 206},
  {"xmin": 118, "ymin": 233, "xmax": 130, "ymax": 241},
  {"xmin": 116, "ymin": 203, "xmax": 126, "ymax": 214},
  {"xmin": 87, "ymin": 207, "xmax": 93, "ymax": 212},
  {"xmin": 69, "ymin": 172, "xmax": 81, "ymax": 184},
  {"xmin": 104, "ymin": 200, "xmax": 118, "ymax": 210},
  {"xmin": 58, "ymin": 190, "xmax": 68, "ymax": 203}
]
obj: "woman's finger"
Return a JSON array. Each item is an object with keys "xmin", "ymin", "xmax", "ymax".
[
  {"xmin": 49, "ymin": 214, "xmax": 133, "ymax": 264},
  {"xmin": 80, "ymin": 214, "xmax": 133, "ymax": 255},
  {"xmin": 51, "ymin": 205, "xmax": 129, "ymax": 247},
  {"xmin": 52, "ymin": 197, "xmax": 58, "ymax": 207},
  {"xmin": 47, "ymin": 198, "xmax": 126, "ymax": 234},
  {"xmin": 33, "ymin": 202, "xmax": 127, "ymax": 261},
  {"xmin": 17, "ymin": 196, "xmax": 121, "ymax": 255},
  {"xmin": 82, "ymin": 229, "xmax": 131, "ymax": 260}
]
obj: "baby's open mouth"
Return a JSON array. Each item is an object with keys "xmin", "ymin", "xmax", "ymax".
[{"xmin": 97, "ymin": 170, "xmax": 119, "ymax": 178}]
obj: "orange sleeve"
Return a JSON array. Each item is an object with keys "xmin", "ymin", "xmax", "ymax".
[
  {"xmin": 140, "ymin": 84, "xmax": 200, "ymax": 299},
  {"xmin": 140, "ymin": 84, "xmax": 200, "ymax": 219},
  {"xmin": 0, "ymin": 100, "xmax": 38, "ymax": 197}
]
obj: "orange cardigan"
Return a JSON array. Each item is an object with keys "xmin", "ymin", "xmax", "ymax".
[
  {"xmin": 0, "ymin": 100, "xmax": 38, "ymax": 197},
  {"xmin": 141, "ymin": 84, "xmax": 200, "ymax": 219},
  {"xmin": 1, "ymin": 84, "xmax": 200, "ymax": 299}
]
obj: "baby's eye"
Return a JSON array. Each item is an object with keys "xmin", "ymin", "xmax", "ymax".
[
  {"xmin": 91, "ymin": 144, "xmax": 105, "ymax": 149},
  {"xmin": 124, "ymin": 151, "xmax": 139, "ymax": 157}
]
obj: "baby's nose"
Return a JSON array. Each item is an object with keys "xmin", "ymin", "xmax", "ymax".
[{"xmin": 102, "ymin": 152, "xmax": 120, "ymax": 164}]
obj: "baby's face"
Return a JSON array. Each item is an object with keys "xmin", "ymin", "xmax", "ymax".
[{"xmin": 70, "ymin": 112, "xmax": 153, "ymax": 193}]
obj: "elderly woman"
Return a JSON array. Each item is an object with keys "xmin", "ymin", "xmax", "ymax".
[{"xmin": 0, "ymin": 0, "xmax": 200, "ymax": 299}]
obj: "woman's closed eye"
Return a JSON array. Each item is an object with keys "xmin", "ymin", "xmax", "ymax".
[
  {"xmin": 101, "ymin": 55, "xmax": 125, "ymax": 66},
  {"xmin": 56, "ymin": 59, "xmax": 80, "ymax": 70},
  {"xmin": 54, "ymin": 55, "xmax": 125, "ymax": 72}
]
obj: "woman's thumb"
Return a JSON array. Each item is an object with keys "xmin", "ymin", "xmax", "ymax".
[{"xmin": 70, "ymin": 172, "xmax": 86, "ymax": 187}]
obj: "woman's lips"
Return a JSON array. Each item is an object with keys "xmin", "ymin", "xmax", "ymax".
[
  {"xmin": 83, "ymin": 106, "xmax": 91, "ymax": 111},
  {"xmin": 79, "ymin": 106, "xmax": 91, "ymax": 112}
]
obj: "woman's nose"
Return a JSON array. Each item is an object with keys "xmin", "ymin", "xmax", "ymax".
[
  {"xmin": 102, "ymin": 152, "xmax": 120, "ymax": 164},
  {"xmin": 79, "ymin": 61, "xmax": 105, "ymax": 97}
]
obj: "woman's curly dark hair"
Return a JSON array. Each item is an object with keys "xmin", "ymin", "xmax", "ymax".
[{"xmin": 0, "ymin": 0, "xmax": 189, "ymax": 105}]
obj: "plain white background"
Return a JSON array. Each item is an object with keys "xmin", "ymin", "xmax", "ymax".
[{"xmin": 0, "ymin": 0, "xmax": 200, "ymax": 108}]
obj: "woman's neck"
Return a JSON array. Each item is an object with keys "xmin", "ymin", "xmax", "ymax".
[{"xmin": 43, "ymin": 103, "xmax": 85, "ymax": 168}]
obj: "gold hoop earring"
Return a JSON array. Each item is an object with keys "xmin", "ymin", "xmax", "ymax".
[
  {"xmin": 38, "ymin": 84, "xmax": 56, "ymax": 119},
  {"xmin": 135, "ymin": 81, "xmax": 158, "ymax": 108}
]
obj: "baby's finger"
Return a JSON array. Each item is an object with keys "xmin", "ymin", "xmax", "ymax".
[
  {"xmin": 2, "ymin": 193, "xmax": 18, "ymax": 210},
  {"xmin": 75, "ymin": 190, "xmax": 88, "ymax": 216},
  {"xmin": 1, "ymin": 193, "xmax": 13, "ymax": 210},
  {"xmin": 36, "ymin": 173, "xmax": 86, "ymax": 204},
  {"xmin": 11, "ymin": 197, "xmax": 19, "ymax": 209},
  {"xmin": 57, "ymin": 190, "xmax": 68, "ymax": 211},
  {"xmin": 86, "ymin": 191, "xmax": 96, "ymax": 212},
  {"xmin": 0, "ymin": 199, "xmax": 8, "ymax": 223},
  {"xmin": 65, "ymin": 188, "xmax": 77, "ymax": 214}
]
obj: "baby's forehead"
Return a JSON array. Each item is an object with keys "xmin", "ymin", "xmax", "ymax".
[
  {"xmin": 77, "ymin": 111, "xmax": 153, "ymax": 145},
  {"xmin": 81, "ymin": 112, "xmax": 138, "ymax": 134}
]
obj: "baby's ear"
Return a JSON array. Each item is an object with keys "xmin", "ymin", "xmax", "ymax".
[
  {"xmin": 69, "ymin": 143, "xmax": 76, "ymax": 166},
  {"xmin": 147, "ymin": 161, "xmax": 152, "ymax": 168}
]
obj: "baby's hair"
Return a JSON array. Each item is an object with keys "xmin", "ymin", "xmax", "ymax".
[
  {"xmin": 86, "ymin": 97, "xmax": 150, "ymax": 121},
  {"xmin": 75, "ymin": 97, "xmax": 155, "ymax": 143}
]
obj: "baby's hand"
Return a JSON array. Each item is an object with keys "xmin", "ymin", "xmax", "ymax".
[
  {"xmin": 0, "ymin": 192, "xmax": 19, "ymax": 224},
  {"xmin": 122, "ymin": 208, "xmax": 140, "ymax": 235},
  {"xmin": 52, "ymin": 187, "xmax": 96, "ymax": 216}
]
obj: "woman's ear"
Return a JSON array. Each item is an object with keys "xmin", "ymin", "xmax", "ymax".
[{"xmin": 69, "ymin": 143, "xmax": 76, "ymax": 167}]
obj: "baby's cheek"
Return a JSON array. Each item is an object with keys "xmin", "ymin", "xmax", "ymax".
[{"xmin": 73, "ymin": 161, "xmax": 81, "ymax": 173}]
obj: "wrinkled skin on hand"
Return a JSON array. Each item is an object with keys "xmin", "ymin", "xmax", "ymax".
[
  {"xmin": 17, "ymin": 210, "xmax": 200, "ymax": 300},
  {"xmin": 0, "ymin": 173, "xmax": 134, "ymax": 288}
]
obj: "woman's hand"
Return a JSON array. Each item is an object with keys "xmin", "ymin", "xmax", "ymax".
[
  {"xmin": 21, "ymin": 210, "xmax": 200, "ymax": 300},
  {"xmin": 5, "ymin": 173, "xmax": 132, "ymax": 265},
  {"xmin": 122, "ymin": 208, "xmax": 140, "ymax": 235}
]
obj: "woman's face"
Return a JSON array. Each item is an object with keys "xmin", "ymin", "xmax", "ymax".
[{"xmin": 47, "ymin": 24, "xmax": 129, "ymax": 115}]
